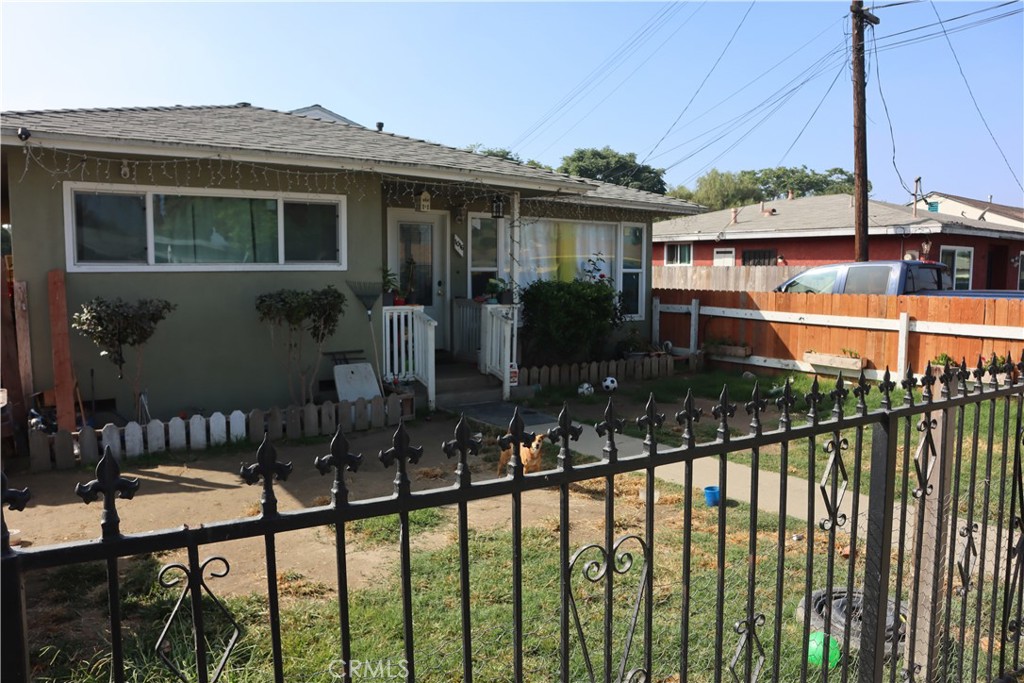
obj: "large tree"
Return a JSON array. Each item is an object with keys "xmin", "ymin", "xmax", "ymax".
[
  {"xmin": 467, "ymin": 145, "xmax": 552, "ymax": 170},
  {"xmin": 672, "ymin": 165, "xmax": 866, "ymax": 211},
  {"xmin": 558, "ymin": 147, "xmax": 667, "ymax": 194},
  {"xmin": 739, "ymin": 165, "xmax": 864, "ymax": 200}
]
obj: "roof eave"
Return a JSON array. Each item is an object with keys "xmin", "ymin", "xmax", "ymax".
[
  {"xmin": 0, "ymin": 130, "xmax": 593, "ymax": 194},
  {"xmin": 530, "ymin": 194, "xmax": 702, "ymax": 215}
]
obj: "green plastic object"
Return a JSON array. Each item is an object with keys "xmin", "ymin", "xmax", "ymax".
[{"xmin": 807, "ymin": 631, "xmax": 841, "ymax": 668}]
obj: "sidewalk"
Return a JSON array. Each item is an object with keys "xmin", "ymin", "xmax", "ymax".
[{"xmin": 459, "ymin": 401, "xmax": 869, "ymax": 526}]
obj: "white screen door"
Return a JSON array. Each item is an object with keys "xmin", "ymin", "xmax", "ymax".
[{"xmin": 388, "ymin": 209, "xmax": 448, "ymax": 348}]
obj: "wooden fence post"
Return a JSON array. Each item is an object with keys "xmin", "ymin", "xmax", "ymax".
[
  {"xmin": 897, "ymin": 311, "xmax": 910, "ymax": 377},
  {"xmin": 910, "ymin": 404, "xmax": 956, "ymax": 678},
  {"xmin": 689, "ymin": 298, "xmax": 700, "ymax": 355}
]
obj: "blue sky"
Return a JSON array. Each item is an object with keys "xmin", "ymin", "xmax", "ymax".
[{"xmin": 2, "ymin": 1, "xmax": 1021, "ymax": 205}]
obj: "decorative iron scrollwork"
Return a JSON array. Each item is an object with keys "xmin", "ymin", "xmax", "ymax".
[
  {"xmin": 568, "ymin": 534, "xmax": 650, "ymax": 683},
  {"xmin": 728, "ymin": 613, "xmax": 767, "ymax": 683},
  {"xmin": 957, "ymin": 522, "xmax": 980, "ymax": 596},
  {"xmin": 819, "ymin": 437, "xmax": 850, "ymax": 531},
  {"xmin": 379, "ymin": 422, "xmax": 424, "ymax": 495},
  {"xmin": 547, "ymin": 403, "xmax": 582, "ymax": 471},
  {"xmin": 315, "ymin": 426, "xmax": 363, "ymax": 506},
  {"xmin": 443, "ymin": 413, "xmax": 483, "ymax": 483},
  {"xmin": 240, "ymin": 435, "xmax": 292, "ymax": 516},
  {"xmin": 712, "ymin": 386, "xmax": 737, "ymax": 442},
  {"xmin": 636, "ymin": 394, "xmax": 665, "ymax": 454},
  {"xmin": 675, "ymin": 389, "xmax": 704, "ymax": 447},
  {"xmin": 912, "ymin": 417, "xmax": 939, "ymax": 498},
  {"xmin": 596, "ymin": 399, "xmax": 625, "ymax": 463},
  {"xmin": 853, "ymin": 371, "xmax": 871, "ymax": 416},
  {"xmin": 830, "ymin": 373, "xmax": 849, "ymax": 420},
  {"xmin": 76, "ymin": 446, "xmax": 140, "ymax": 538},
  {"xmin": 745, "ymin": 382, "xmax": 767, "ymax": 436},
  {"xmin": 155, "ymin": 556, "xmax": 242, "ymax": 683}
]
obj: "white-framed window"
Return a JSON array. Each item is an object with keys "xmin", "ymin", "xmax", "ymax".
[
  {"xmin": 467, "ymin": 213, "xmax": 507, "ymax": 299},
  {"xmin": 63, "ymin": 182, "xmax": 347, "ymax": 272},
  {"xmin": 939, "ymin": 245, "xmax": 973, "ymax": 290},
  {"xmin": 517, "ymin": 217, "xmax": 648, "ymax": 319},
  {"xmin": 664, "ymin": 242, "xmax": 692, "ymax": 266},
  {"xmin": 713, "ymin": 248, "xmax": 735, "ymax": 266}
]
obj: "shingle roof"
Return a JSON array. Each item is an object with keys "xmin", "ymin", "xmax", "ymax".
[
  {"xmin": 527, "ymin": 178, "xmax": 702, "ymax": 215},
  {"xmin": 654, "ymin": 193, "xmax": 1024, "ymax": 241},
  {"xmin": 0, "ymin": 103, "xmax": 590, "ymax": 191},
  {"xmin": 921, "ymin": 191, "xmax": 1024, "ymax": 223}
]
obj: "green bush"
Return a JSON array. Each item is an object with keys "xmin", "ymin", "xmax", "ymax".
[
  {"xmin": 520, "ymin": 278, "xmax": 623, "ymax": 365},
  {"xmin": 256, "ymin": 285, "xmax": 347, "ymax": 405}
]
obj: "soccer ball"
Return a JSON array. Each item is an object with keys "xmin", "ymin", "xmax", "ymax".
[
  {"xmin": 577, "ymin": 382, "xmax": 595, "ymax": 397},
  {"xmin": 602, "ymin": 376, "xmax": 618, "ymax": 392}
]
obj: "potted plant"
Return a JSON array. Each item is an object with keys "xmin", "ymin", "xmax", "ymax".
[
  {"xmin": 484, "ymin": 277, "xmax": 512, "ymax": 304},
  {"xmin": 397, "ymin": 258, "xmax": 416, "ymax": 305},
  {"xmin": 381, "ymin": 266, "xmax": 399, "ymax": 306}
]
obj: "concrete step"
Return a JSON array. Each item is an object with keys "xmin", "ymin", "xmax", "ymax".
[{"xmin": 436, "ymin": 386, "xmax": 504, "ymax": 411}]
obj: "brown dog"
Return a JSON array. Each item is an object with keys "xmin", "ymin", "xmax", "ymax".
[{"xmin": 497, "ymin": 432, "xmax": 547, "ymax": 475}]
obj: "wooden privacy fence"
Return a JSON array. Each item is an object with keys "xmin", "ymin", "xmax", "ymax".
[
  {"xmin": 26, "ymin": 395, "xmax": 410, "ymax": 474},
  {"xmin": 653, "ymin": 288, "xmax": 1024, "ymax": 378},
  {"xmin": 653, "ymin": 265, "xmax": 804, "ymax": 292}
]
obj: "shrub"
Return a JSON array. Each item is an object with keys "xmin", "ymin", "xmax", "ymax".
[
  {"xmin": 520, "ymin": 278, "xmax": 623, "ymax": 365},
  {"xmin": 255, "ymin": 285, "xmax": 347, "ymax": 405},
  {"xmin": 72, "ymin": 297, "xmax": 176, "ymax": 411}
]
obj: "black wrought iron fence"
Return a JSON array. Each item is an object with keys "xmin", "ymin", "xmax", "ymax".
[{"xmin": 2, "ymin": 354, "xmax": 1023, "ymax": 683}]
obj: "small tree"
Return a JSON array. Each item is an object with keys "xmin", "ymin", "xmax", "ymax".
[
  {"xmin": 255, "ymin": 285, "xmax": 347, "ymax": 405},
  {"xmin": 72, "ymin": 297, "xmax": 176, "ymax": 414}
]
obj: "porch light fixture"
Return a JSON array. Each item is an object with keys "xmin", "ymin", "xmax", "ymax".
[{"xmin": 490, "ymin": 195, "xmax": 505, "ymax": 219}]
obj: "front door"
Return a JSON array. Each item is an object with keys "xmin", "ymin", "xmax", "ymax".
[{"xmin": 388, "ymin": 209, "xmax": 448, "ymax": 349}]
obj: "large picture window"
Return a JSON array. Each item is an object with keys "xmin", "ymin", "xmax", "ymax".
[
  {"xmin": 519, "ymin": 218, "xmax": 647, "ymax": 319},
  {"xmin": 65, "ymin": 183, "xmax": 346, "ymax": 271}
]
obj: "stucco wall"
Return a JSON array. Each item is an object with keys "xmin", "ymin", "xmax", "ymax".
[{"xmin": 6, "ymin": 150, "xmax": 385, "ymax": 419}]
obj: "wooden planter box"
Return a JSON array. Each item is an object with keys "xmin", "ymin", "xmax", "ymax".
[
  {"xmin": 803, "ymin": 351, "xmax": 866, "ymax": 371},
  {"xmin": 705, "ymin": 344, "xmax": 752, "ymax": 358}
]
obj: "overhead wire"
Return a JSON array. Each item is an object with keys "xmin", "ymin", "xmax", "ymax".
[
  {"xmin": 633, "ymin": 1, "xmax": 756, "ymax": 172},
  {"xmin": 777, "ymin": 63, "xmax": 847, "ymax": 166},
  {"xmin": 531, "ymin": 1, "xmax": 706, "ymax": 160},
  {"xmin": 928, "ymin": 0, "xmax": 1023, "ymax": 193},
  {"xmin": 507, "ymin": 3, "xmax": 684, "ymax": 154},
  {"xmin": 869, "ymin": 23, "xmax": 913, "ymax": 195}
]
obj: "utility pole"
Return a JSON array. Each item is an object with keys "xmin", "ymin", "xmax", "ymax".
[{"xmin": 852, "ymin": 1, "xmax": 879, "ymax": 262}]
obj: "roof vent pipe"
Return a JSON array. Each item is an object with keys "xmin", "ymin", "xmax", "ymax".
[
  {"xmin": 730, "ymin": 207, "xmax": 739, "ymax": 224},
  {"xmin": 376, "ymin": 122, "xmax": 384, "ymax": 132},
  {"xmin": 988, "ymin": 194, "xmax": 993, "ymax": 203}
]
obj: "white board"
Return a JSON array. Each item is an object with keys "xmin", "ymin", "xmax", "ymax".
[{"xmin": 334, "ymin": 363, "xmax": 383, "ymax": 404}]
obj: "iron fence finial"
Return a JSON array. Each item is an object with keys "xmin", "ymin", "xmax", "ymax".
[
  {"xmin": 240, "ymin": 434, "xmax": 292, "ymax": 517},
  {"xmin": 315, "ymin": 426, "xmax": 362, "ymax": 507},
  {"xmin": 547, "ymin": 403, "xmax": 582, "ymax": 471},
  {"xmin": 75, "ymin": 446, "xmax": 140, "ymax": 539},
  {"xmin": 442, "ymin": 414, "xmax": 482, "ymax": 486}
]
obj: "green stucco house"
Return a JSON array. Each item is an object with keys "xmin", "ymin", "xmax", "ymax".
[{"xmin": 0, "ymin": 103, "xmax": 698, "ymax": 420}]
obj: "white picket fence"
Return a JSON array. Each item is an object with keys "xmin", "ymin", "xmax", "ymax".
[{"xmin": 27, "ymin": 395, "xmax": 410, "ymax": 474}]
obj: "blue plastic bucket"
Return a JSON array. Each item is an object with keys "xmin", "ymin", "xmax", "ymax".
[{"xmin": 704, "ymin": 486, "xmax": 720, "ymax": 507}]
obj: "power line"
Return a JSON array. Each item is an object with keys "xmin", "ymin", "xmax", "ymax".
[
  {"xmin": 928, "ymin": 0, "xmax": 1023, "ymax": 193},
  {"xmin": 870, "ymin": 23, "xmax": 913, "ymax": 195},
  {"xmin": 777, "ymin": 63, "xmax": 846, "ymax": 166},
  {"xmin": 507, "ymin": 3, "xmax": 684, "ymax": 154},
  {"xmin": 531, "ymin": 2, "xmax": 706, "ymax": 160},
  {"xmin": 635, "ymin": 1, "xmax": 756, "ymax": 171}
]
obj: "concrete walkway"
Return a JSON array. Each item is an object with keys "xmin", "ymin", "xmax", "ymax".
[{"xmin": 458, "ymin": 401, "xmax": 871, "ymax": 526}]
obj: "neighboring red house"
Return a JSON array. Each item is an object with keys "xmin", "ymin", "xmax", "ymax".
[{"xmin": 653, "ymin": 194, "xmax": 1024, "ymax": 290}]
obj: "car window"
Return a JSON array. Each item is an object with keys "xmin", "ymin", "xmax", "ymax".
[
  {"xmin": 843, "ymin": 265, "xmax": 891, "ymax": 294},
  {"xmin": 782, "ymin": 267, "xmax": 839, "ymax": 294},
  {"xmin": 906, "ymin": 264, "xmax": 944, "ymax": 292}
]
